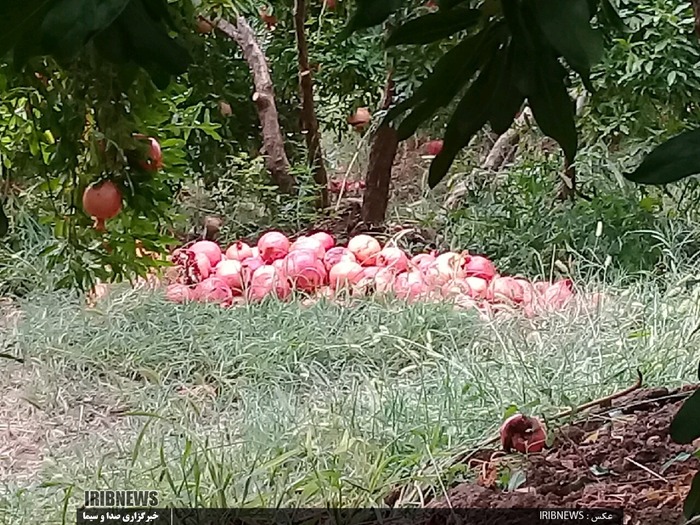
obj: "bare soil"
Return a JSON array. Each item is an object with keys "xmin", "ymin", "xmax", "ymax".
[{"xmin": 425, "ymin": 386, "xmax": 699, "ymax": 525}]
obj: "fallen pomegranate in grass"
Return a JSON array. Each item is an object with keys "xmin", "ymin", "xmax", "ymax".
[
  {"xmin": 225, "ymin": 241, "xmax": 253, "ymax": 262},
  {"xmin": 82, "ymin": 179, "xmax": 122, "ymax": 231},
  {"xmin": 323, "ymin": 247, "xmax": 356, "ymax": 271},
  {"xmin": 249, "ymin": 265, "xmax": 291, "ymax": 301},
  {"xmin": 411, "ymin": 253, "xmax": 436, "ymax": 272},
  {"xmin": 166, "ymin": 283, "xmax": 192, "ymax": 303},
  {"xmin": 393, "ymin": 271, "xmax": 427, "ymax": 302},
  {"xmin": 347, "ymin": 234, "xmax": 381, "ymax": 264},
  {"xmin": 464, "ymin": 254, "xmax": 497, "ymax": 281},
  {"xmin": 284, "ymin": 250, "xmax": 327, "ymax": 292},
  {"xmin": 215, "ymin": 259, "xmax": 244, "ymax": 293},
  {"xmin": 376, "ymin": 246, "xmax": 409, "ymax": 273},
  {"xmin": 258, "ymin": 231, "xmax": 290, "ymax": 263},
  {"xmin": 329, "ymin": 260, "xmax": 363, "ymax": 290},
  {"xmin": 290, "ymin": 236, "xmax": 326, "ymax": 259},
  {"xmin": 310, "ymin": 231, "xmax": 335, "ymax": 251},
  {"xmin": 195, "ymin": 277, "xmax": 233, "ymax": 304},
  {"xmin": 544, "ymin": 279, "xmax": 574, "ymax": 309},
  {"xmin": 487, "ymin": 276, "xmax": 525, "ymax": 304},
  {"xmin": 500, "ymin": 414, "xmax": 547, "ymax": 454},
  {"xmin": 190, "ymin": 240, "xmax": 222, "ymax": 267},
  {"xmin": 241, "ymin": 255, "xmax": 265, "ymax": 282}
]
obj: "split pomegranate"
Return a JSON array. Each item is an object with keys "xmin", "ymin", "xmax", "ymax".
[
  {"xmin": 194, "ymin": 252, "xmax": 212, "ymax": 280},
  {"xmin": 82, "ymin": 179, "xmax": 122, "ymax": 231},
  {"xmin": 347, "ymin": 234, "xmax": 381, "ymax": 264},
  {"xmin": 190, "ymin": 240, "xmax": 222, "ymax": 267},
  {"xmin": 258, "ymin": 231, "xmax": 290, "ymax": 263},
  {"xmin": 225, "ymin": 241, "xmax": 253, "ymax": 262},
  {"xmin": 329, "ymin": 260, "xmax": 363, "ymax": 290},
  {"xmin": 376, "ymin": 246, "xmax": 409, "ymax": 273},
  {"xmin": 500, "ymin": 414, "xmax": 547, "ymax": 454}
]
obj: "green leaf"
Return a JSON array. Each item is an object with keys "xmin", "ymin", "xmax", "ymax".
[
  {"xmin": 387, "ymin": 21, "xmax": 506, "ymax": 138},
  {"xmin": 40, "ymin": 0, "xmax": 131, "ymax": 60},
  {"xmin": 340, "ymin": 0, "xmax": 403, "ymax": 39},
  {"xmin": 0, "ymin": 0, "xmax": 53, "ymax": 59},
  {"xmin": 0, "ymin": 200, "xmax": 7, "ymax": 238},
  {"xmin": 684, "ymin": 472, "xmax": 700, "ymax": 519},
  {"xmin": 428, "ymin": 46, "xmax": 508, "ymax": 188},
  {"xmin": 386, "ymin": 7, "xmax": 481, "ymax": 46},
  {"xmin": 624, "ymin": 130, "xmax": 700, "ymax": 185},
  {"xmin": 116, "ymin": 0, "xmax": 191, "ymax": 80},
  {"xmin": 533, "ymin": 0, "xmax": 604, "ymax": 75},
  {"xmin": 488, "ymin": 42, "xmax": 525, "ymax": 135},
  {"xmin": 527, "ymin": 52, "xmax": 578, "ymax": 163},
  {"xmin": 670, "ymin": 389, "xmax": 700, "ymax": 444}
]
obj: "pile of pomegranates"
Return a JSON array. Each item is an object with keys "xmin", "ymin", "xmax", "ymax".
[{"xmin": 164, "ymin": 231, "xmax": 575, "ymax": 317}]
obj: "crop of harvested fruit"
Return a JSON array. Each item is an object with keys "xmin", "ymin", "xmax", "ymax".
[
  {"xmin": 82, "ymin": 179, "xmax": 122, "ymax": 231},
  {"xmin": 163, "ymin": 230, "xmax": 579, "ymax": 315}
]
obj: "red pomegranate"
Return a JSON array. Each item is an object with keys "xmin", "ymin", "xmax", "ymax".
[
  {"xmin": 82, "ymin": 180, "xmax": 122, "ymax": 231},
  {"xmin": 425, "ymin": 139, "xmax": 443, "ymax": 156},
  {"xmin": 348, "ymin": 107, "xmax": 371, "ymax": 131},
  {"xmin": 134, "ymin": 134, "xmax": 163, "ymax": 172},
  {"xmin": 324, "ymin": 0, "xmax": 336, "ymax": 9},
  {"xmin": 196, "ymin": 18, "xmax": 214, "ymax": 34}
]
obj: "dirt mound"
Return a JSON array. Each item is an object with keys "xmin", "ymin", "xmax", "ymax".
[{"xmin": 427, "ymin": 386, "xmax": 698, "ymax": 525}]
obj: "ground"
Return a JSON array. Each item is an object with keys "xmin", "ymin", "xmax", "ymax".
[{"xmin": 0, "ymin": 274, "xmax": 698, "ymax": 524}]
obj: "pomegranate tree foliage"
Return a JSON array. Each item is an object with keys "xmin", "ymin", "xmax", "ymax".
[{"xmin": 343, "ymin": 0, "xmax": 622, "ymax": 188}]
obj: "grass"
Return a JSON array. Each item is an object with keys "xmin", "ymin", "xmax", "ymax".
[{"xmin": 1, "ymin": 271, "xmax": 699, "ymax": 524}]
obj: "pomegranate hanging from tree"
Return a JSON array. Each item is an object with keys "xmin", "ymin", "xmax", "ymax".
[{"xmin": 82, "ymin": 179, "xmax": 122, "ymax": 231}]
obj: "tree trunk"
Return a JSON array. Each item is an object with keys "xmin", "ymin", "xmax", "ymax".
[
  {"xmin": 692, "ymin": 0, "xmax": 700, "ymax": 37},
  {"xmin": 212, "ymin": 16, "xmax": 296, "ymax": 194},
  {"xmin": 293, "ymin": 0, "xmax": 329, "ymax": 209},
  {"xmin": 360, "ymin": 72, "xmax": 398, "ymax": 226}
]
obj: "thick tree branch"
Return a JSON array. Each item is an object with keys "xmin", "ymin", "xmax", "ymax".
[
  {"xmin": 209, "ymin": 16, "xmax": 296, "ymax": 194},
  {"xmin": 293, "ymin": 0, "xmax": 329, "ymax": 208}
]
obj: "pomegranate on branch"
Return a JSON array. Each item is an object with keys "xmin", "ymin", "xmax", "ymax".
[{"xmin": 82, "ymin": 179, "xmax": 122, "ymax": 232}]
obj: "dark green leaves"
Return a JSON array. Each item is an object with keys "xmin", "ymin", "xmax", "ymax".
[
  {"xmin": 528, "ymin": 54, "xmax": 578, "ymax": 164},
  {"xmin": 624, "ymin": 129, "xmax": 700, "ymax": 185},
  {"xmin": 386, "ymin": 7, "xmax": 481, "ymax": 46},
  {"xmin": 40, "ymin": 0, "xmax": 131, "ymax": 60},
  {"xmin": 428, "ymin": 46, "xmax": 508, "ymax": 188},
  {"xmin": 684, "ymin": 473, "xmax": 700, "ymax": 519},
  {"xmin": 533, "ymin": 0, "xmax": 604, "ymax": 78},
  {"xmin": 0, "ymin": 0, "xmax": 53, "ymax": 59},
  {"xmin": 339, "ymin": 0, "xmax": 404, "ymax": 40},
  {"xmin": 670, "ymin": 389, "xmax": 700, "ymax": 444}
]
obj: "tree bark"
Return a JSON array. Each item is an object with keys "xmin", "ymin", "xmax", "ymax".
[
  {"xmin": 293, "ymin": 0, "xmax": 329, "ymax": 209},
  {"xmin": 212, "ymin": 16, "xmax": 296, "ymax": 194},
  {"xmin": 692, "ymin": 0, "xmax": 700, "ymax": 38},
  {"xmin": 360, "ymin": 72, "xmax": 399, "ymax": 225}
]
